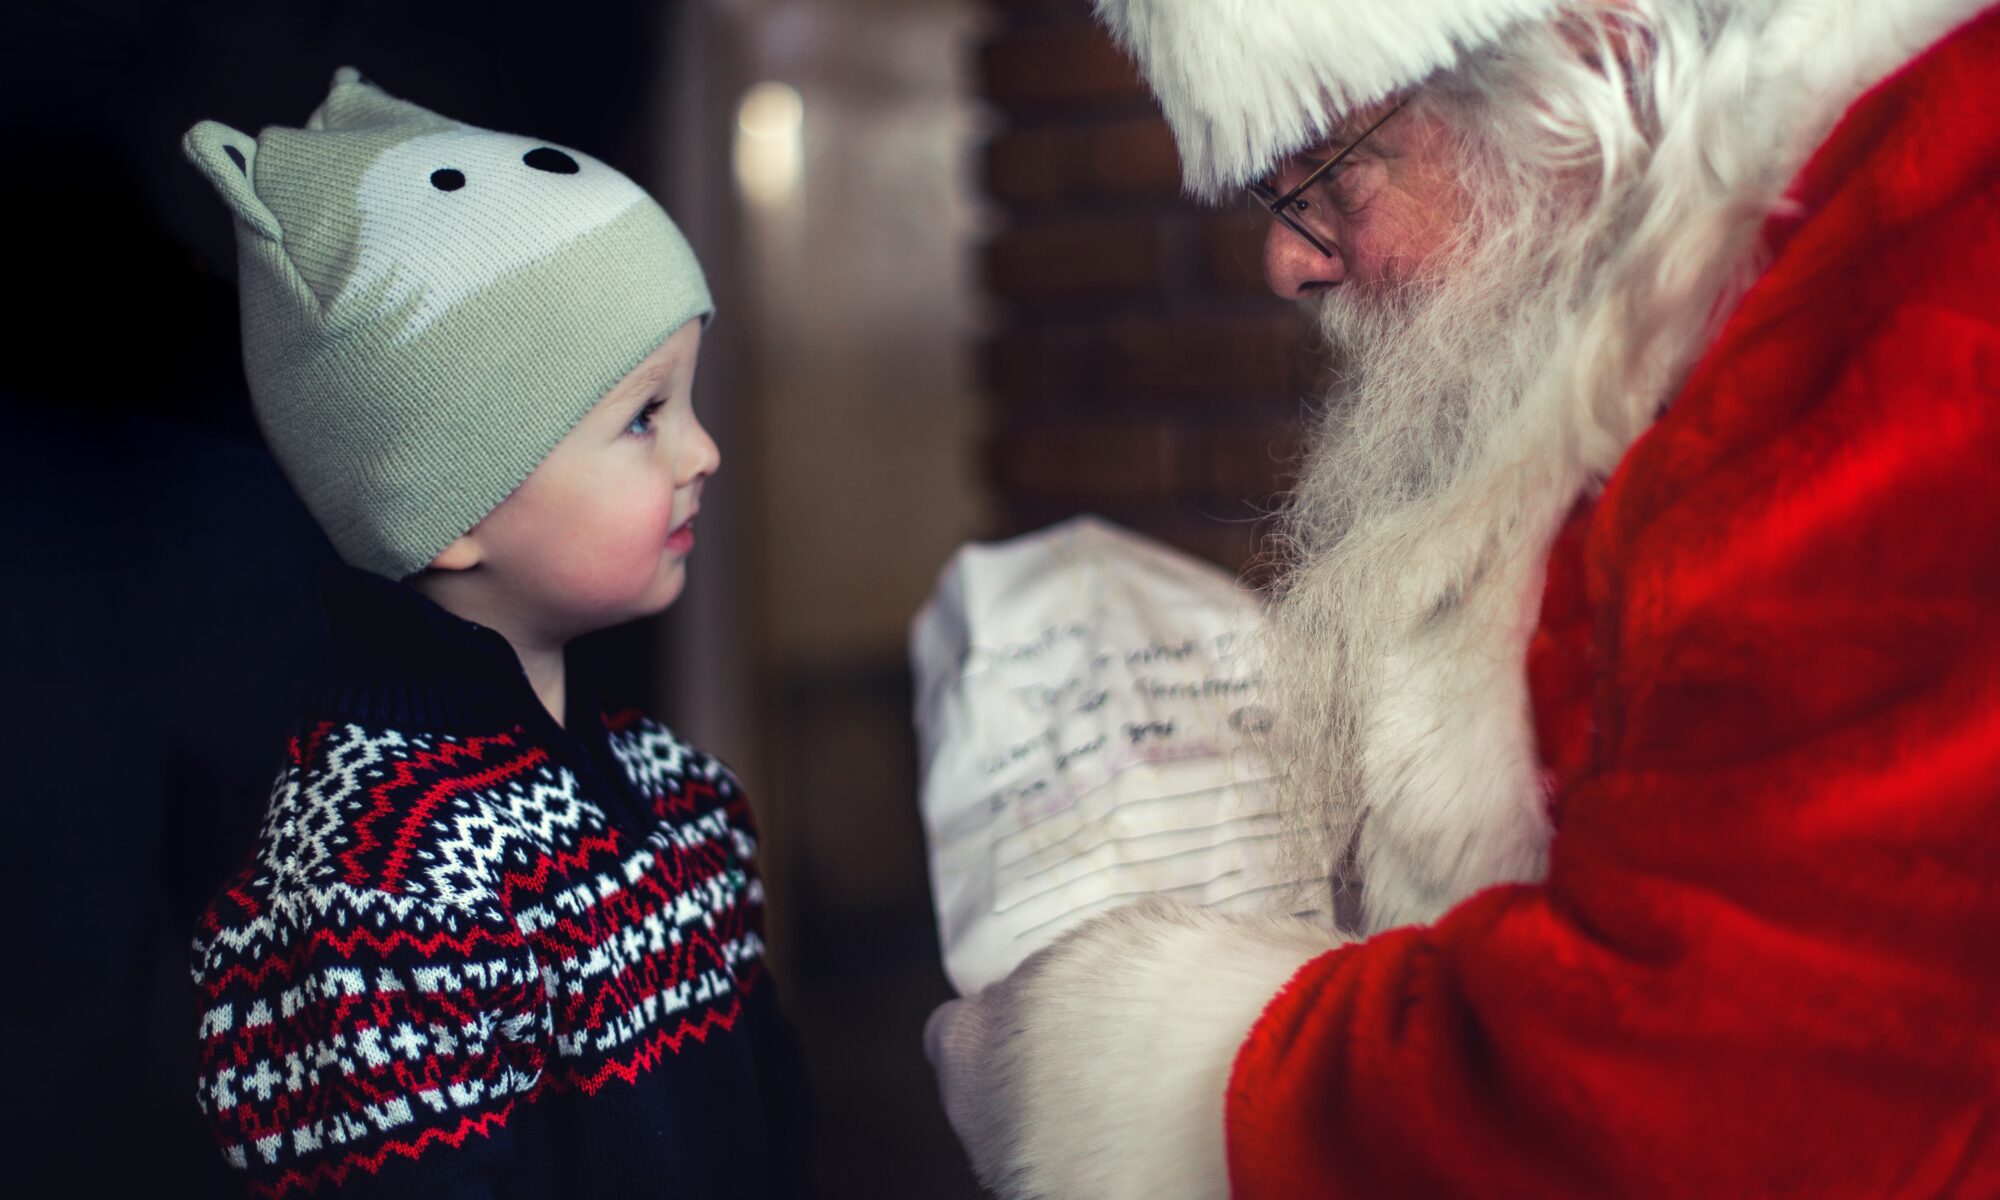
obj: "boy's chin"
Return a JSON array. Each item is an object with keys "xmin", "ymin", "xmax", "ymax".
[
  {"xmin": 539, "ymin": 562, "xmax": 688, "ymax": 639},
  {"xmin": 622, "ymin": 561, "xmax": 690, "ymax": 621},
  {"xmin": 644, "ymin": 570, "xmax": 688, "ymax": 617}
]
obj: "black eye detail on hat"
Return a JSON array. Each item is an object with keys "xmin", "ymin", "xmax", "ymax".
[
  {"xmin": 223, "ymin": 145, "xmax": 247, "ymax": 174},
  {"xmin": 522, "ymin": 147, "xmax": 580, "ymax": 174},
  {"xmin": 431, "ymin": 168, "xmax": 466, "ymax": 192}
]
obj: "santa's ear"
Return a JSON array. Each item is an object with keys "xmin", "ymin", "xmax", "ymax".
[
  {"xmin": 181, "ymin": 120, "xmax": 282, "ymax": 242},
  {"xmin": 426, "ymin": 532, "xmax": 483, "ymax": 573}
]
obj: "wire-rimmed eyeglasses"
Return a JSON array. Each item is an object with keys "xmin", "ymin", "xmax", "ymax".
[{"xmin": 1246, "ymin": 102, "xmax": 1406, "ymax": 259}]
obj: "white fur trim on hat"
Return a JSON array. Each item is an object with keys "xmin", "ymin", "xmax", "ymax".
[{"xmin": 1093, "ymin": 0, "xmax": 1564, "ymax": 197}]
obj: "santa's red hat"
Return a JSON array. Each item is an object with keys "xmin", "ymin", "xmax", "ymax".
[{"xmin": 1093, "ymin": 0, "xmax": 1563, "ymax": 197}]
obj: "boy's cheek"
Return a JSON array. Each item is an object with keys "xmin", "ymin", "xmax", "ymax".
[{"xmin": 550, "ymin": 507, "xmax": 682, "ymax": 608}]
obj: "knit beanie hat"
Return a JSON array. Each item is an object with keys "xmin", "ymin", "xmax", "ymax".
[{"xmin": 182, "ymin": 67, "xmax": 713, "ymax": 579}]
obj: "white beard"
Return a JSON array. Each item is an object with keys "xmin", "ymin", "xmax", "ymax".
[{"xmin": 1265, "ymin": 125, "xmax": 1600, "ymax": 932}]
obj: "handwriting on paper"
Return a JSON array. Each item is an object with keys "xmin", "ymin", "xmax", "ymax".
[{"xmin": 913, "ymin": 516, "xmax": 1331, "ymax": 993}]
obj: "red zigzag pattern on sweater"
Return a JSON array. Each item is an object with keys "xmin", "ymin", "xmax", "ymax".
[{"xmin": 193, "ymin": 712, "xmax": 769, "ymax": 1194}]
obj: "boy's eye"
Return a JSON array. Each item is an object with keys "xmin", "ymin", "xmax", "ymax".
[{"xmin": 626, "ymin": 399, "xmax": 666, "ymax": 436}]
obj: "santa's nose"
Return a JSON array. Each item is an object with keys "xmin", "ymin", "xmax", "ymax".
[{"xmin": 1263, "ymin": 220, "xmax": 1344, "ymax": 299}]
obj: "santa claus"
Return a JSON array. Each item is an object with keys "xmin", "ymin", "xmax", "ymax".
[{"xmin": 926, "ymin": 0, "xmax": 2000, "ymax": 1195}]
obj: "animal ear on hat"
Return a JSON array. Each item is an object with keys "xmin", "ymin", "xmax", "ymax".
[
  {"xmin": 306, "ymin": 65, "xmax": 457, "ymax": 134},
  {"xmin": 180, "ymin": 119, "xmax": 281, "ymax": 242}
]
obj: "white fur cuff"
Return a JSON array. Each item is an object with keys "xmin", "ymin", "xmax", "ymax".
[{"xmin": 974, "ymin": 902, "xmax": 1342, "ymax": 1199}]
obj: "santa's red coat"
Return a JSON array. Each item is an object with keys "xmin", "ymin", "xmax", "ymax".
[{"xmin": 1226, "ymin": 8, "xmax": 2000, "ymax": 1196}]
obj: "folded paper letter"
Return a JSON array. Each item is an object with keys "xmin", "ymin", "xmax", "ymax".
[{"xmin": 911, "ymin": 517, "xmax": 1332, "ymax": 993}]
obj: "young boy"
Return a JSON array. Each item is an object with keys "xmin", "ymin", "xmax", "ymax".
[{"xmin": 181, "ymin": 69, "xmax": 809, "ymax": 1197}]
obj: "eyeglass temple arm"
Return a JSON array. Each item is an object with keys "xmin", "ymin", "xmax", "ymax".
[{"xmin": 1267, "ymin": 101, "xmax": 1407, "ymax": 213}]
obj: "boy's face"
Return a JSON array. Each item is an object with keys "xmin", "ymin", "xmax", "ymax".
[{"xmin": 427, "ymin": 318, "xmax": 716, "ymax": 645}]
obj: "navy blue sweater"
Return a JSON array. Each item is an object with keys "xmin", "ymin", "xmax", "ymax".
[{"xmin": 193, "ymin": 567, "xmax": 811, "ymax": 1197}]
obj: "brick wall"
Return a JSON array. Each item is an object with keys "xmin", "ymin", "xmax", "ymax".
[{"xmin": 976, "ymin": 0, "xmax": 1330, "ymax": 575}]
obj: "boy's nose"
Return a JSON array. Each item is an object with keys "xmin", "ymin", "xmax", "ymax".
[{"xmin": 679, "ymin": 416, "xmax": 721, "ymax": 484}]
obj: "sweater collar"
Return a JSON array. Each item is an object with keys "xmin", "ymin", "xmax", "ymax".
[{"xmin": 309, "ymin": 563, "xmax": 606, "ymax": 740}]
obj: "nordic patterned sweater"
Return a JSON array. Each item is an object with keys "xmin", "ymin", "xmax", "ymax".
[{"xmin": 192, "ymin": 566, "xmax": 812, "ymax": 1198}]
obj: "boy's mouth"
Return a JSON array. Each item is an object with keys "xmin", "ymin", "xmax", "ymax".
[{"xmin": 666, "ymin": 512, "xmax": 697, "ymax": 554}]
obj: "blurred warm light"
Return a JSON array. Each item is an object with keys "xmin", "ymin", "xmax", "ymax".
[{"xmin": 734, "ymin": 81, "xmax": 804, "ymax": 205}]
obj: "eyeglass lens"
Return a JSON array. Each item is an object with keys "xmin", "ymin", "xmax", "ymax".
[{"xmin": 1247, "ymin": 102, "xmax": 1405, "ymax": 260}]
